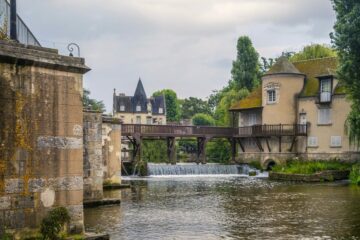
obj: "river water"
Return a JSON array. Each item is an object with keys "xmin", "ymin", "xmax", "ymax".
[{"xmin": 84, "ymin": 176, "xmax": 360, "ymax": 240}]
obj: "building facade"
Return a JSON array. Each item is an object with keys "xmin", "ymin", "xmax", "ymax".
[
  {"xmin": 230, "ymin": 57, "xmax": 359, "ymax": 167},
  {"xmin": 113, "ymin": 79, "xmax": 167, "ymax": 125}
]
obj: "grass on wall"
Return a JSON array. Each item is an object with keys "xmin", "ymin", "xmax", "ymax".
[
  {"xmin": 272, "ymin": 160, "xmax": 352, "ymax": 175},
  {"xmin": 349, "ymin": 164, "xmax": 360, "ymax": 185}
]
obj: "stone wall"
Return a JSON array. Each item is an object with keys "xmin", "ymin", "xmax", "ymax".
[
  {"xmin": 83, "ymin": 111, "xmax": 104, "ymax": 201},
  {"xmin": 0, "ymin": 40, "xmax": 90, "ymax": 234},
  {"xmin": 102, "ymin": 118, "xmax": 121, "ymax": 184}
]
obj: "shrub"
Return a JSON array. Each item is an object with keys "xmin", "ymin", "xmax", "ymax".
[
  {"xmin": 272, "ymin": 160, "xmax": 351, "ymax": 175},
  {"xmin": 349, "ymin": 164, "xmax": 360, "ymax": 185},
  {"xmin": 40, "ymin": 207, "xmax": 70, "ymax": 240}
]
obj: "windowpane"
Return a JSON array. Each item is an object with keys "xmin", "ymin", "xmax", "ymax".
[
  {"xmin": 136, "ymin": 105, "xmax": 141, "ymax": 112},
  {"xmin": 330, "ymin": 136, "xmax": 342, "ymax": 147},
  {"xmin": 318, "ymin": 108, "xmax": 331, "ymax": 124},
  {"xmin": 136, "ymin": 116, "xmax": 141, "ymax": 124},
  {"xmin": 267, "ymin": 90, "xmax": 276, "ymax": 104},
  {"xmin": 120, "ymin": 105, "xmax": 125, "ymax": 111},
  {"xmin": 308, "ymin": 137, "xmax": 318, "ymax": 147},
  {"xmin": 321, "ymin": 79, "xmax": 331, "ymax": 92},
  {"xmin": 159, "ymin": 108, "xmax": 163, "ymax": 114}
]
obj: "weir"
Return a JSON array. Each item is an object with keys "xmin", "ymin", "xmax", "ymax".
[{"xmin": 147, "ymin": 163, "xmax": 259, "ymax": 176}]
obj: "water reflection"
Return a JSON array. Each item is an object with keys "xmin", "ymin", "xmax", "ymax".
[{"xmin": 84, "ymin": 177, "xmax": 360, "ymax": 240}]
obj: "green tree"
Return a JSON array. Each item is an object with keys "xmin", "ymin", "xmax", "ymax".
[
  {"xmin": 206, "ymin": 139, "xmax": 231, "ymax": 163},
  {"xmin": 231, "ymin": 36, "xmax": 260, "ymax": 91},
  {"xmin": 153, "ymin": 89, "xmax": 180, "ymax": 122},
  {"xmin": 331, "ymin": 0, "xmax": 360, "ymax": 146},
  {"xmin": 214, "ymin": 88, "xmax": 249, "ymax": 126},
  {"xmin": 180, "ymin": 97, "xmax": 212, "ymax": 119},
  {"xmin": 83, "ymin": 89, "xmax": 106, "ymax": 112},
  {"xmin": 0, "ymin": 12, "xmax": 8, "ymax": 40},
  {"xmin": 192, "ymin": 113, "xmax": 215, "ymax": 126},
  {"xmin": 142, "ymin": 140, "xmax": 167, "ymax": 163},
  {"xmin": 290, "ymin": 44, "xmax": 337, "ymax": 62}
]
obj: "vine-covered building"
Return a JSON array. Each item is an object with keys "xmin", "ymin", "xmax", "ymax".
[{"xmin": 113, "ymin": 79, "xmax": 167, "ymax": 125}]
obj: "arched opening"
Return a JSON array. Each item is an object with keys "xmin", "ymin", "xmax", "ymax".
[{"xmin": 265, "ymin": 160, "xmax": 276, "ymax": 171}]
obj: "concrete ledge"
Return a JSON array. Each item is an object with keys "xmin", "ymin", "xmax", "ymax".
[
  {"xmin": 103, "ymin": 183, "xmax": 131, "ymax": 190},
  {"xmin": 269, "ymin": 170, "xmax": 350, "ymax": 182},
  {"xmin": 84, "ymin": 232, "xmax": 110, "ymax": 240},
  {"xmin": 83, "ymin": 198, "xmax": 121, "ymax": 208}
]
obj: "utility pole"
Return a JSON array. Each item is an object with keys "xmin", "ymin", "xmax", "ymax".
[{"xmin": 10, "ymin": 0, "xmax": 17, "ymax": 41}]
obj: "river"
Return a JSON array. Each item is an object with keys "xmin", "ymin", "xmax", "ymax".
[{"xmin": 84, "ymin": 174, "xmax": 360, "ymax": 240}]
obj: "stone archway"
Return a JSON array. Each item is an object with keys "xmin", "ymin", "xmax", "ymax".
[{"xmin": 262, "ymin": 158, "xmax": 277, "ymax": 171}]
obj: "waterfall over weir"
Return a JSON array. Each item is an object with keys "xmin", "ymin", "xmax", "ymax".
[{"xmin": 147, "ymin": 163, "xmax": 256, "ymax": 176}]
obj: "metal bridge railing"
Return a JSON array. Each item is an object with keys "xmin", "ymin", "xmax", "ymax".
[{"xmin": 0, "ymin": 0, "xmax": 41, "ymax": 46}]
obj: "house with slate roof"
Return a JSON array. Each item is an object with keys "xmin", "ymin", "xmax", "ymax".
[
  {"xmin": 113, "ymin": 78, "xmax": 167, "ymax": 125},
  {"xmin": 230, "ymin": 57, "xmax": 359, "ymax": 163}
]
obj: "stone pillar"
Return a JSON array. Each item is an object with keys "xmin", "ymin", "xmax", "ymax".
[
  {"xmin": 0, "ymin": 41, "xmax": 90, "ymax": 235},
  {"xmin": 83, "ymin": 111, "xmax": 104, "ymax": 201},
  {"xmin": 102, "ymin": 118, "xmax": 122, "ymax": 184}
]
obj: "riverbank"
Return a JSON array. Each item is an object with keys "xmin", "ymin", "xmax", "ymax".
[{"xmin": 270, "ymin": 160, "xmax": 356, "ymax": 182}]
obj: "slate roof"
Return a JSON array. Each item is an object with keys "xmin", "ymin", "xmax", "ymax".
[
  {"xmin": 113, "ymin": 79, "xmax": 166, "ymax": 115},
  {"xmin": 230, "ymin": 57, "xmax": 345, "ymax": 111}
]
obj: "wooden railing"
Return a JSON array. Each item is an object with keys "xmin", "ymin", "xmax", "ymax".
[
  {"xmin": 122, "ymin": 124, "xmax": 307, "ymax": 138},
  {"xmin": 237, "ymin": 124, "xmax": 307, "ymax": 137},
  {"xmin": 121, "ymin": 124, "xmax": 235, "ymax": 137}
]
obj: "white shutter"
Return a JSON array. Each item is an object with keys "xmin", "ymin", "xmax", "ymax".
[
  {"xmin": 318, "ymin": 108, "xmax": 331, "ymax": 124},
  {"xmin": 330, "ymin": 136, "xmax": 342, "ymax": 147},
  {"xmin": 308, "ymin": 137, "xmax": 318, "ymax": 147}
]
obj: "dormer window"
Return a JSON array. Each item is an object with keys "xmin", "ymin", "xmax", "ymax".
[
  {"xmin": 267, "ymin": 89, "xmax": 276, "ymax": 104},
  {"xmin": 120, "ymin": 105, "xmax": 125, "ymax": 111},
  {"xmin": 320, "ymin": 78, "xmax": 332, "ymax": 103},
  {"xmin": 159, "ymin": 108, "xmax": 163, "ymax": 114},
  {"xmin": 136, "ymin": 105, "xmax": 141, "ymax": 112}
]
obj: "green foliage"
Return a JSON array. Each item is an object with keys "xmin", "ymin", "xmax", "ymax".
[
  {"xmin": 331, "ymin": 0, "xmax": 360, "ymax": 146},
  {"xmin": 248, "ymin": 161, "xmax": 262, "ymax": 170},
  {"xmin": 192, "ymin": 113, "xmax": 215, "ymax": 126},
  {"xmin": 142, "ymin": 140, "xmax": 167, "ymax": 163},
  {"xmin": 206, "ymin": 139, "xmax": 231, "ymax": 163},
  {"xmin": 83, "ymin": 89, "xmax": 106, "ymax": 112},
  {"xmin": 153, "ymin": 89, "xmax": 180, "ymax": 122},
  {"xmin": 0, "ymin": 13, "xmax": 8, "ymax": 40},
  {"xmin": 290, "ymin": 44, "xmax": 337, "ymax": 62},
  {"xmin": 349, "ymin": 164, "xmax": 360, "ymax": 185},
  {"xmin": 180, "ymin": 97, "xmax": 212, "ymax": 119},
  {"xmin": 40, "ymin": 207, "xmax": 71, "ymax": 240},
  {"xmin": 272, "ymin": 160, "xmax": 351, "ymax": 175},
  {"xmin": 231, "ymin": 36, "xmax": 260, "ymax": 91},
  {"xmin": 214, "ymin": 88, "xmax": 249, "ymax": 126},
  {"xmin": 1, "ymin": 233, "xmax": 13, "ymax": 240}
]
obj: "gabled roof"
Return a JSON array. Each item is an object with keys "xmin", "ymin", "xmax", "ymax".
[
  {"xmin": 265, "ymin": 56, "xmax": 302, "ymax": 76},
  {"xmin": 229, "ymin": 87, "xmax": 262, "ymax": 111}
]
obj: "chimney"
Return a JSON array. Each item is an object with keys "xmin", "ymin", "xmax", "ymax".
[{"xmin": 10, "ymin": 0, "xmax": 17, "ymax": 41}]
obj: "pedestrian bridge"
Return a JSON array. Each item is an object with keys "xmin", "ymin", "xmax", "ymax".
[{"xmin": 121, "ymin": 124, "xmax": 307, "ymax": 164}]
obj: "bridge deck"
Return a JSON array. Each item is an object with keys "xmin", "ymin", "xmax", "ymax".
[{"xmin": 121, "ymin": 124, "xmax": 307, "ymax": 138}]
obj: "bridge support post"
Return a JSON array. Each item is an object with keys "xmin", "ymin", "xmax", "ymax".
[
  {"xmin": 167, "ymin": 137, "xmax": 176, "ymax": 165},
  {"xmin": 230, "ymin": 138, "xmax": 237, "ymax": 162},
  {"xmin": 197, "ymin": 137, "xmax": 210, "ymax": 164}
]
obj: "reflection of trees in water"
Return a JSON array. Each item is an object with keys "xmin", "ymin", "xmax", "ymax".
[{"xmin": 219, "ymin": 181, "xmax": 360, "ymax": 239}]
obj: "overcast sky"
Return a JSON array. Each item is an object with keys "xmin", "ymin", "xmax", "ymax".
[{"xmin": 17, "ymin": 0, "xmax": 336, "ymax": 112}]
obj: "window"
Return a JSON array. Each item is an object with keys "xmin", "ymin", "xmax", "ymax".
[
  {"xmin": 136, "ymin": 116, "xmax": 141, "ymax": 124},
  {"xmin": 248, "ymin": 113, "xmax": 257, "ymax": 126},
  {"xmin": 159, "ymin": 108, "xmax": 164, "ymax": 114},
  {"xmin": 308, "ymin": 137, "xmax": 318, "ymax": 147},
  {"xmin": 136, "ymin": 105, "xmax": 141, "ymax": 112},
  {"xmin": 330, "ymin": 136, "xmax": 342, "ymax": 147},
  {"xmin": 120, "ymin": 105, "xmax": 125, "ymax": 111},
  {"xmin": 146, "ymin": 117, "xmax": 152, "ymax": 125},
  {"xmin": 299, "ymin": 113, "xmax": 307, "ymax": 125},
  {"xmin": 318, "ymin": 108, "xmax": 331, "ymax": 124},
  {"xmin": 267, "ymin": 89, "xmax": 276, "ymax": 104},
  {"xmin": 320, "ymin": 79, "xmax": 332, "ymax": 102}
]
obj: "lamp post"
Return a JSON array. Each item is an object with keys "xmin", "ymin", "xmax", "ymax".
[{"xmin": 10, "ymin": 0, "xmax": 17, "ymax": 41}]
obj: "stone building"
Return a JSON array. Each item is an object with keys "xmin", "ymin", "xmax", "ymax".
[
  {"xmin": 230, "ymin": 57, "xmax": 360, "ymax": 167},
  {"xmin": 0, "ymin": 40, "xmax": 90, "ymax": 234},
  {"xmin": 113, "ymin": 78, "xmax": 167, "ymax": 125}
]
